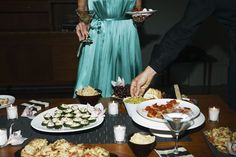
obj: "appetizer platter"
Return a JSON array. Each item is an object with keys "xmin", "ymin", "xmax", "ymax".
[
  {"xmin": 132, "ymin": 110, "xmax": 205, "ymax": 132},
  {"xmin": 0, "ymin": 95, "xmax": 15, "ymax": 109},
  {"xmin": 31, "ymin": 104, "xmax": 104, "ymax": 133},
  {"xmin": 17, "ymin": 138, "xmax": 115, "ymax": 157},
  {"xmin": 204, "ymin": 127, "xmax": 236, "ymax": 156},
  {"xmin": 136, "ymin": 98, "xmax": 200, "ymax": 123}
]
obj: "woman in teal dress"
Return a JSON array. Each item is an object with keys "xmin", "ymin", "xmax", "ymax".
[{"xmin": 75, "ymin": 0, "xmax": 144, "ymax": 97}]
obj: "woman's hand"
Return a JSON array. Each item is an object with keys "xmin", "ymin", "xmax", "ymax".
[
  {"xmin": 76, "ymin": 22, "xmax": 89, "ymax": 41},
  {"xmin": 132, "ymin": 15, "xmax": 149, "ymax": 23}
]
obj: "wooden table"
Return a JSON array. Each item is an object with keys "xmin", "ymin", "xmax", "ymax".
[{"xmin": 0, "ymin": 95, "xmax": 235, "ymax": 157}]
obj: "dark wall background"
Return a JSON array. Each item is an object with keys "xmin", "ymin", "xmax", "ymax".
[
  {"xmin": 140, "ymin": 0, "xmax": 230, "ymax": 86},
  {"xmin": 0, "ymin": 0, "xmax": 230, "ymax": 90}
]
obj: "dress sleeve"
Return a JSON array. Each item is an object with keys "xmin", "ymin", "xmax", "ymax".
[{"xmin": 149, "ymin": 0, "xmax": 215, "ymax": 73}]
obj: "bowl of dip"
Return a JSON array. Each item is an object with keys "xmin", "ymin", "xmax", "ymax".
[
  {"xmin": 123, "ymin": 97, "xmax": 147, "ymax": 117},
  {"xmin": 128, "ymin": 132, "xmax": 156, "ymax": 157}
]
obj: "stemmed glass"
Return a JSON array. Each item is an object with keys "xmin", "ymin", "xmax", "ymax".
[{"xmin": 163, "ymin": 112, "xmax": 193, "ymax": 155}]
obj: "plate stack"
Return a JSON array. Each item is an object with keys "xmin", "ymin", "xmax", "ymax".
[{"xmin": 130, "ymin": 98, "xmax": 205, "ymax": 138}]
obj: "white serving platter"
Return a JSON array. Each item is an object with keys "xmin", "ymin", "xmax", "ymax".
[
  {"xmin": 136, "ymin": 98, "xmax": 200, "ymax": 123},
  {"xmin": 31, "ymin": 104, "xmax": 104, "ymax": 133}
]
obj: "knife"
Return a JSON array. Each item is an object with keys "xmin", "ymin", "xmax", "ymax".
[{"xmin": 174, "ymin": 84, "xmax": 182, "ymax": 100}]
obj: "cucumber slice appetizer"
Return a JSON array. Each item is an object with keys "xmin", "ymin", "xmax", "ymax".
[
  {"xmin": 81, "ymin": 114, "xmax": 91, "ymax": 119},
  {"xmin": 55, "ymin": 110, "xmax": 63, "ymax": 114},
  {"xmin": 44, "ymin": 113, "xmax": 52, "ymax": 120},
  {"xmin": 52, "ymin": 118, "xmax": 59, "ymax": 123},
  {"xmin": 42, "ymin": 120, "xmax": 50, "ymax": 126},
  {"xmin": 71, "ymin": 105, "xmax": 79, "ymax": 111},
  {"xmin": 79, "ymin": 107, "xmax": 88, "ymax": 113},
  {"xmin": 73, "ymin": 110, "xmax": 81, "ymax": 114},
  {"xmin": 70, "ymin": 122, "xmax": 82, "ymax": 129},
  {"xmin": 74, "ymin": 113, "xmax": 82, "ymax": 118},
  {"xmin": 64, "ymin": 120, "xmax": 74, "ymax": 127},
  {"xmin": 47, "ymin": 122, "xmax": 55, "ymax": 128},
  {"xmin": 73, "ymin": 117, "xmax": 83, "ymax": 123},
  {"xmin": 58, "ymin": 104, "xmax": 69, "ymax": 110},
  {"xmin": 80, "ymin": 119, "xmax": 89, "ymax": 126},
  {"xmin": 63, "ymin": 108, "xmax": 73, "ymax": 114},
  {"xmin": 64, "ymin": 113, "xmax": 74, "ymax": 118},
  {"xmin": 88, "ymin": 117, "xmax": 96, "ymax": 122},
  {"xmin": 53, "ymin": 113, "xmax": 61, "ymax": 118},
  {"xmin": 54, "ymin": 121, "xmax": 63, "ymax": 129}
]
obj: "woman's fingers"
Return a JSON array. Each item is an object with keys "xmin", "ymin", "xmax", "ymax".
[
  {"xmin": 76, "ymin": 22, "xmax": 89, "ymax": 41},
  {"xmin": 132, "ymin": 15, "xmax": 148, "ymax": 23}
]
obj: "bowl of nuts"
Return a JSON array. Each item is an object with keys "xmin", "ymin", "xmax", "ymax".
[{"xmin": 75, "ymin": 86, "xmax": 102, "ymax": 106}]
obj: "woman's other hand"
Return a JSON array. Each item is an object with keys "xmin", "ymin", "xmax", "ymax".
[
  {"xmin": 76, "ymin": 22, "xmax": 89, "ymax": 41},
  {"xmin": 132, "ymin": 15, "xmax": 149, "ymax": 23}
]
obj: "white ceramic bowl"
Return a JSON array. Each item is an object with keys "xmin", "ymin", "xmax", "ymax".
[
  {"xmin": 0, "ymin": 95, "xmax": 16, "ymax": 109},
  {"xmin": 124, "ymin": 102, "xmax": 138, "ymax": 117},
  {"xmin": 123, "ymin": 97, "xmax": 147, "ymax": 117}
]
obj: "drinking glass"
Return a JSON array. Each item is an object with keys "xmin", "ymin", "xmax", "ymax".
[{"xmin": 163, "ymin": 112, "xmax": 193, "ymax": 155}]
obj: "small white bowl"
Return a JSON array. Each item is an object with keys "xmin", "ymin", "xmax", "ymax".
[
  {"xmin": 124, "ymin": 102, "xmax": 137, "ymax": 117},
  {"xmin": 0, "ymin": 95, "xmax": 16, "ymax": 109}
]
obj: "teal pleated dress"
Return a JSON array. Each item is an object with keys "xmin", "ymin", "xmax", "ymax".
[{"xmin": 74, "ymin": 0, "xmax": 142, "ymax": 97}]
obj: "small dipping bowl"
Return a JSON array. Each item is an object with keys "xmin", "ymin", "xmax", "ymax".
[
  {"xmin": 128, "ymin": 132, "xmax": 156, "ymax": 157},
  {"xmin": 76, "ymin": 89, "xmax": 102, "ymax": 106}
]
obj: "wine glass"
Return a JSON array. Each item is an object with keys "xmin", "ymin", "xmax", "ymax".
[{"xmin": 163, "ymin": 112, "xmax": 193, "ymax": 155}]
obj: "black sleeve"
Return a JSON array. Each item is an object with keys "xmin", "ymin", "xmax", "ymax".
[{"xmin": 149, "ymin": 0, "xmax": 215, "ymax": 73}]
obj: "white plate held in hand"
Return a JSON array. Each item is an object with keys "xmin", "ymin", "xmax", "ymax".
[{"xmin": 126, "ymin": 10, "xmax": 157, "ymax": 16}]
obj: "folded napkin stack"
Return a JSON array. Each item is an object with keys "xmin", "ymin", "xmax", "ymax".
[
  {"xmin": 155, "ymin": 147, "xmax": 194, "ymax": 157},
  {"xmin": 87, "ymin": 103, "xmax": 105, "ymax": 118},
  {"xmin": 2, "ymin": 124, "xmax": 27, "ymax": 147},
  {"xmin": 111, "ymin": 76, "xmax": 130, "ymax": 98},
  {"xmin": 21, "ymin": 100, "xmax": 49, "ymax": 119},
  {"xmin": 226, "ymin": 142, "xmax": 236, "ymax": 156}
]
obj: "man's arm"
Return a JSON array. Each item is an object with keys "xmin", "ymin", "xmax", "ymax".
[
  {"xmin": 149, "ymin": 0, "xmax": 215, "ymax": 73},
  {"xmin": 131, "ymin": 0, "xmax": 215, "ymax": 97}
]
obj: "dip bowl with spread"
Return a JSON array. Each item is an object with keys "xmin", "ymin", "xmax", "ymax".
[
  {"xmin": 128, "ymin": 132, "xmax": 156, "ymax": 157},
  {"xmin": 123, "ymin": 97, "xmax": 147, "ymax": 117}
]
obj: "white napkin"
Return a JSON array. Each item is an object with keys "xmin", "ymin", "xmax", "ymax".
[
  {"xmin": 29, "ymin": 99, "xmax": 50, "ymax": 107},
  {"xmin": 21, "ymin": 105, "xmax": 37, "ymax": 119},
  {"xmin": 111, "ymin": 76, "xmax": 125, "ymax": 87},
  {"xmin": 155, "ymin": 147, "xmax": 194, "ymax": 157},
  {"xmin": 4, "ymin": 124, "xmax": 28, "ymax": 146},
  {"xmin": 226, "ymin": 142, "xmax": 236, "ymax": 156},
  {"xmin": 87, "ymin": 103, "xmax": 105, "ymax": 118}
]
